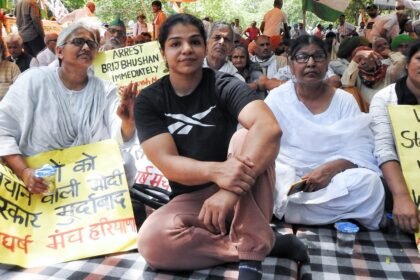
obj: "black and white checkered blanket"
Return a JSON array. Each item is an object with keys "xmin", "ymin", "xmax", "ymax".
[{"xmin": 1, "ymin": 222, "xmax": 418, "ymax": 279}]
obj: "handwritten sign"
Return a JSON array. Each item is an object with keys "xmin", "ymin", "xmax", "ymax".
[
  {"xmin": 127, "ymin": 143, "xmax": 171, "ymax": 192},
  {"xmin": 92, "ymin": 41, "xmax": 168, "ymax": 87},
  {"xmin": 0, "ymin": 140, "xmax": 137, "ymax": 268},
  {"xmin": 388, "ymin": 105, "xmax": 420, "ymax": 250}
]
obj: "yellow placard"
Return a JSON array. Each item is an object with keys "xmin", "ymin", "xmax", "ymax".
[
  {"xmin": 0, "ymin": 140, "xmax": 137, "ymax": 268},
  {"xmin": 92, "ymin": 41, "xmax": 168, "ymax": 88},
  {"xmin": 388, "ymin": 105, "xmax": 420, "ymax": 250}
]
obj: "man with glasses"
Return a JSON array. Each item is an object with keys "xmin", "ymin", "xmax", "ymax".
[
  {"xmin": 203, "ymin": 22, "xmax": 244, "ymax": 81},
  {"xmin": 36, "ymin": 32, "xmax": 58, "ymax": 66},
  {"xmin": 101, "ymin": 18, "xmax": 127, "ymax": 50}
]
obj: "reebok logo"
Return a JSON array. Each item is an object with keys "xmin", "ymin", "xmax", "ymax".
[{"xmin": 165, "ymin": 106, "xmax": 216, "ymax": 135}]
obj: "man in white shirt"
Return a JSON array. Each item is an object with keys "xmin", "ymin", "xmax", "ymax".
[
  {"xmin": 203, "ymin": 22, "xmax": 244, "ymax": 81},
  {"xmin": 36, "ymin": 32, "xmax": 57, "ymax": 66},
  {"xmin": 58, "ymin": 2, "xmax": 95, "ymax": 25}
]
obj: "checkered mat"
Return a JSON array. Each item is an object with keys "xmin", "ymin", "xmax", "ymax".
[
  {"xmin": 297, "ymin": 225, "xmax": 420, "ymax": 280},
  {"xmin": 0, "ymin": 223, "xmax": 418, "ymax": 280}
]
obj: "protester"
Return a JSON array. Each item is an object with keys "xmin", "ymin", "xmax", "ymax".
[
  {"xmin": 0, "ymin": 22, "xmax": 142, "ymax": 226},
  {"xmin": 6, "ymin": 33, "xmax": 38, "ymax": 72},
  {"xmin": 231, "ymin": 45, "xmax": 264, "ymax": 95},
  {"xmin": 330, "ymin": 36, "xmax": 370, "ymax": 77},
  {"xmin": 203, "ymin": 22, "xmax": 244, "ymax": 81},
  {"xmin": 250, "ymin": 35, "xmax": 280, "ymax": 78},
  {"xmin": 313, "ymin": 24, "xmax": 324, "ymax": 39},
  {"xmin": 341, "ymin": 38, "xmax": 406, "ymax": 105},
  {"xmin": 0, "ymin": 38, "xmax": 20, "ymax": 101},
  {"xmin": 292, "ymin": 22, "xmax": 309, "ymax": 39},
  {"xmin": 265, "ymin": 35, "xmax": 385, "ymax": 229},
  {"xmin": 232, "ymin": 18, "xmax": 242, "ymax": 35},
  {"xmin": 151, "ymin": 0, "xmax": 167, "ymax": 40},
  {"xmin": 58, "ymin": 1, "xmax": 96, "ymax": 25},
  {"xmin": 132, "ymin": 14, "xmax": 148, "ymax": 37},
  {"xmin": 15, "ymin": 0, "xmax": 45, "ymax": 57},
  {"xmin": 260, "ymin": 0, "xmax": 289, "ymax": 50},
  {"xmin": 370, "ymin": 40, "xmax": 420, "ymax": 233},
  {"xmin": 391, "ymin": 34, "xmax": 414, "ymax": 55},
  {"xmin": 364, "ymin": 3, "xmax": 380, "ymax": 43},
  {"xmin": 134, "ymin": 13, "xmax": 308, "ymax": 280},
  {"xmin": 101, "ymin": 18, "xmax": 127, "ymax": 50},
  {"xmin": 141, "ymin": 32, "xmax": 152, "ymax": 42},
  {"xmin": 336, "ymin": 14, "xmax": 356, "ymax": 42},
  {"xmin": 243, "ymin": 21, "xmax": 261, "ymax": 42},
  {"xmin": 36, "ymin": 32, "xmax": 58, "ymax": 66},
  {"xmin": 369, "ymin": 8, "xmax": 408, "ymax": 43},
  {"xmin": 0, "ymin": 8, "xmax": 9, "ymax": 38}
]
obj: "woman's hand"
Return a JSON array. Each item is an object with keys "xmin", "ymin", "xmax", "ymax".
[
  {"xmin": 22, "ymin": 168, "xmax": 48, "ymax": 194},
  {"xmin": 302, "ymin": 160, "xmax": 355, "ymax": 192},
  {"xmin": 198, "ymin": 189, "xmax": 239, "ymax": 235},
  {"xmin": 117, "ymin": 81, "xmax": 138, "ymax": 122},
  {"xmin": 118, "ymin": 82, "xmax": 139, "ymax": 141},
  {"xmin": 212, "ymin": 155, "xmax": 256, "ymax": 196},
  {"xmin": 302, "ymin": 165, "xmax": 335, "ymax": 192},
  {"xmin": 392, "ymin": 193, "xmax": 419, "ymax": 233}
]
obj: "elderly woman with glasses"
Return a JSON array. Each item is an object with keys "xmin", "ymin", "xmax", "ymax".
[
  {"xmin": 0, "ymin": 22, "xmax": 137, "ymax": 195},
  {"xmin": 265, "ymin": 35, "xmax": 385, "ymax": 230}
]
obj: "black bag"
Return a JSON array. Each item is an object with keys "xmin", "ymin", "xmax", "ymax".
[{"xmin": 131, "ymin": 183, "xmax": 171, "ymax": 209}]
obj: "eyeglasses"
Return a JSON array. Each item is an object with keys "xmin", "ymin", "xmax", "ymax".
[
  {"xmin": 108, "ymin": 28, "xmax": 125, "ymax": 37},
  {"xmin": 293, "ymin": 53, "xmax": 327, "ymax": 63},
  {"xmin": 64, "ymin": 38, "xmax": 98, "ymax": 49}
]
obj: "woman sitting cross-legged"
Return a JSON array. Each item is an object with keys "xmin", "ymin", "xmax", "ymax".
[
  {"xmin": 265, "ymin": 35, "xmax": 385, "ymax": 230},
  {"xmin": 133, "ymin": 14, "xmax": 308, "ymax": 280}
]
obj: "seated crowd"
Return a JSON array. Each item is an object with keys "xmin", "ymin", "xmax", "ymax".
[{"xmin": 0, "ymin": 1, "xmax": 419, "ymax": 279}]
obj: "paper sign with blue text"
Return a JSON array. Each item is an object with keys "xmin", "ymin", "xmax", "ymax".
[{"xmin": 0, "ymin": 139, "xmax": 137, "ymax": 268}]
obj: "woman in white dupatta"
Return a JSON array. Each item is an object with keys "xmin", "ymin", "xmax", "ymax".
[
  {"xmin": 0, "ymin": 22, "xmax": 137, "ymax": 195},
  {"xmin": 265, "ymin": 35, "xmax": 385, "ymax": 230}
]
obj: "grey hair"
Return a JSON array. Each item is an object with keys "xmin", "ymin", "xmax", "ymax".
[
  {"xmin": 208, "ymin": 22, "xmax": 234, "ymax": 42},
  {"xmin": 5, "ymin": 33, "xmax": 23, "ymax": 45},
  {"xmin": 57, "ymin": 22, "xmax": 98, "ymax": 47}
]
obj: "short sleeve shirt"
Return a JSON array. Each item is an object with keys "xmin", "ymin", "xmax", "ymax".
[{"xmin": 134, "ymin": 68, "xmax": 261, "ymax": 196}]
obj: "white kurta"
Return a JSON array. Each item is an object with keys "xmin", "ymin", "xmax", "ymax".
[
  {"xmin": 265, "ymin": 80, "xmax": 385, "ymax": 229},
  {"xmin": 36, "ymin": 48, "xmax": 56, "ymax": 67},
  {"xmin": 0, "ymin": 67, "xmax": 137, "ymax": 184},
  {"xmin": 0, "ymin": 67, "xmax": 124, "ymax": 156}
]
